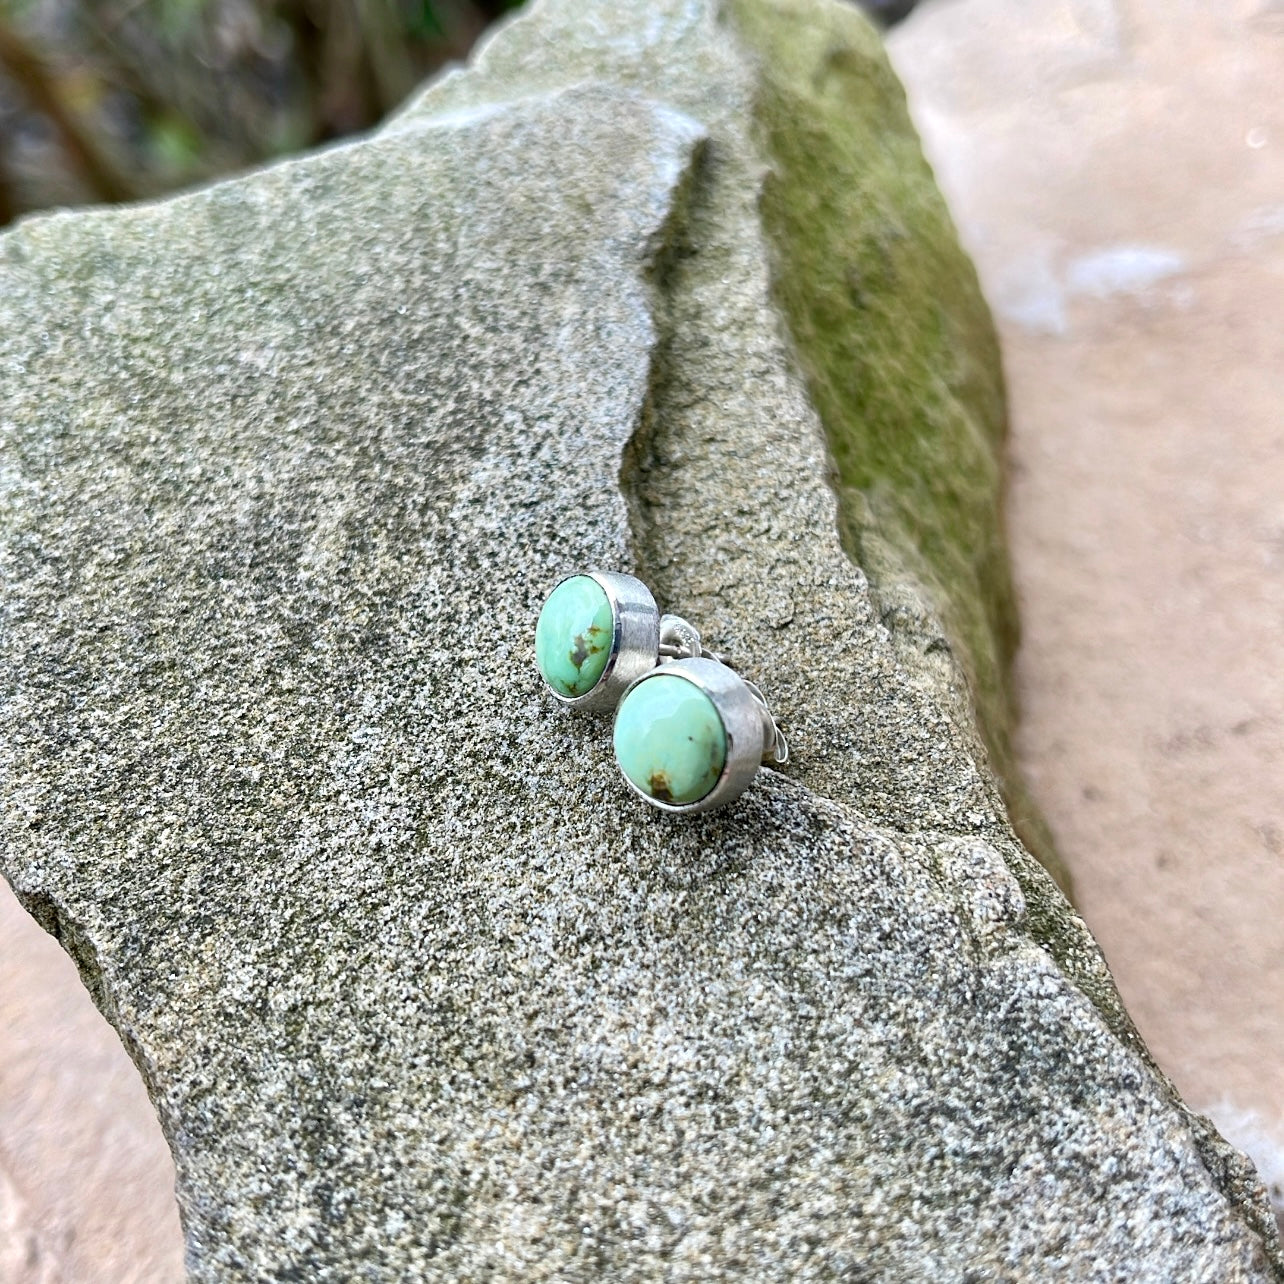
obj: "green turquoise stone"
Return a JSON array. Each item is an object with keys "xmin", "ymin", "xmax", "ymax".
[
  {"xmin": 535, "ymin": 575, "xmax": 615, "ymax": 698},
  {"xmin": 613, "ymin": 673, "xmax": 727, "ymax": 805}
]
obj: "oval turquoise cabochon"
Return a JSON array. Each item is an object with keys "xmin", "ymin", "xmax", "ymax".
[
  {"xmin": 613, "ymin": 673, "xmax": 727, "ymax": 805},
  {"xmin": 535, "ymin": 575, "xmax": 615, "ymax": 698}
]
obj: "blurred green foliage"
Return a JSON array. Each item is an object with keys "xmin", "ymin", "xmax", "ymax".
[{"xmin": 0, "ymin": 0, "xmax": 524, "ymax": 223}]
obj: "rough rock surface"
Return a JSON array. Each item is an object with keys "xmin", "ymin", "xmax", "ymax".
[{"xmin": 0, "ymin": 0, "xmax": 1279, "ymax": 1279}]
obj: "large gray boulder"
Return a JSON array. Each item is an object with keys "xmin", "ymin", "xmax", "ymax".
[{"xmin": 0, "ymin": 0, "xmax": 1279, "ymax": 1278}]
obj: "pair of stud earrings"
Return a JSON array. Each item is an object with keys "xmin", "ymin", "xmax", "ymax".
[{"xmin": 534, "ymin": 571, "xmax": 788, "ymax": 814}]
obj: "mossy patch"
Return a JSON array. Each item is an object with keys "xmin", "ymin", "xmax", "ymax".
[{"xmin": 726, "ymin": 0, "xmax": 1069, "ymax": 895}]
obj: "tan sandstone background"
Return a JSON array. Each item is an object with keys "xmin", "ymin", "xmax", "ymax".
[
  {"xmin": 0, "ymin": 0, "xmax": 1281, "ymax": 1277},
  {"xmin": 889, "ymin": 0, "xmax": 1284, "ymax": 1218}
]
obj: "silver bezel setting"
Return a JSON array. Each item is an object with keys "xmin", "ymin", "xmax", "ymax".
[
  {"xmin": 543, "ymin": 571, "xmax": 660, "ymax": 712},
  {"xmin": 614, "ymin": 656, "xmax": 775, "ymax": 815}
]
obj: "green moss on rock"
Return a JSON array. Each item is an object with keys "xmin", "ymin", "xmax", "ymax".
[{"xmin": 728, "ymin": 0, "xmax": 1070, "ymax": 893}]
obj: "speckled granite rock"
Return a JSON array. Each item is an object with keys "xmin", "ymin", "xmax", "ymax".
[{"xmin": 0, "ymin": 0, "xmax": 1279, "ymax": 1279}]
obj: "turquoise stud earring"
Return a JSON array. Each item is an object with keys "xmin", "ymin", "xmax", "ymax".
[
  {"xmin": 534, "ymin": 572, "xmax": 661, "ymax": 711},
  {"xmin": 612, "ymin": 656, "xmax": 788, "ymax": 814},
  {"xmin": 536, "ymin": 572, "xmax": 788, "ymax": 812}
]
